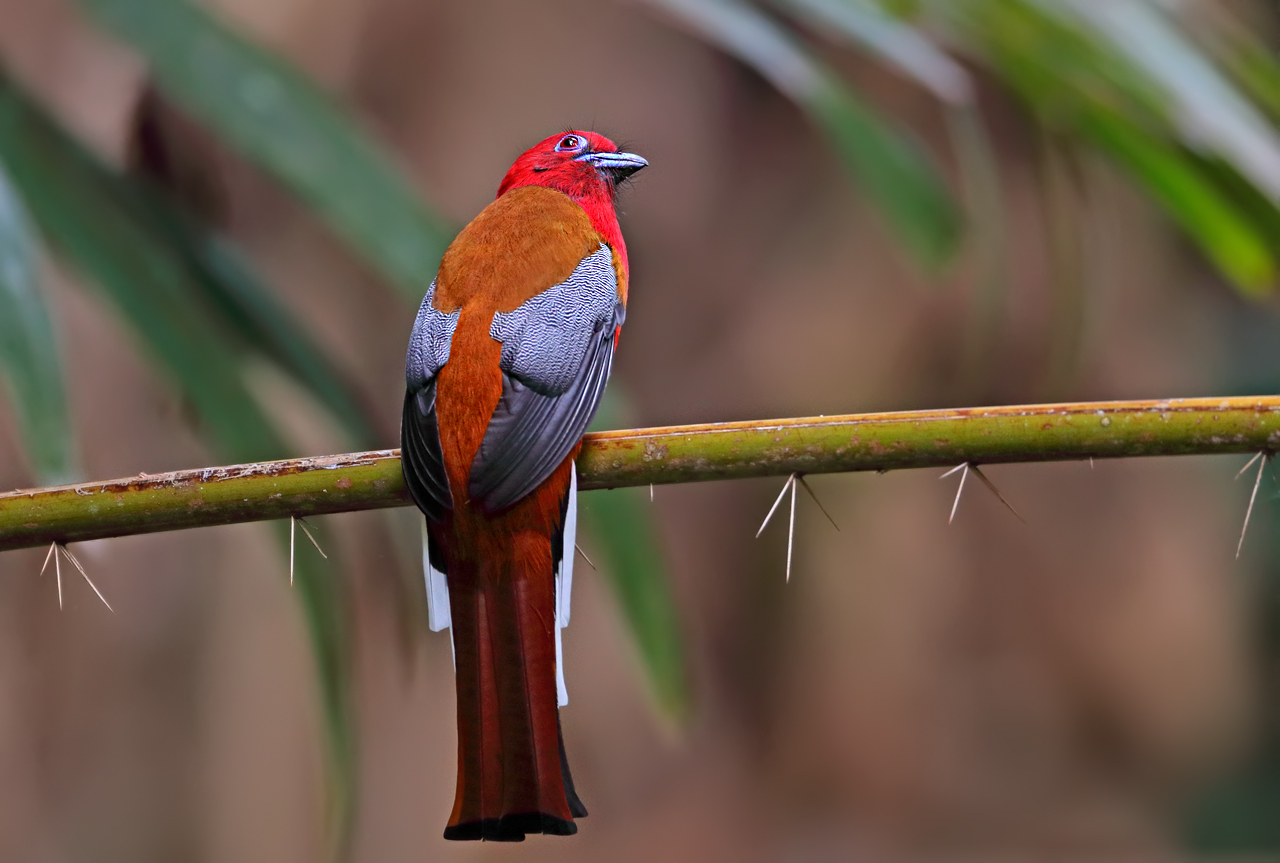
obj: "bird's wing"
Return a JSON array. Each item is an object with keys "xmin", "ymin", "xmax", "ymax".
[
  {"xmin": 468, "ymin": 243, "xmax": 623, "ymax": 513},
  {"xmin": 402, "ymin": 280, "xmax": 459, "ymax": 522}
]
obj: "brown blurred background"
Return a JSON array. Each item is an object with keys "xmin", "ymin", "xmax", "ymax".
[{"xmin": 0, "ymin": 0, "xmax": 1274, "ymax": 859}]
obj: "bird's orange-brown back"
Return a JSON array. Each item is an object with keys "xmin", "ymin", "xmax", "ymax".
[{"xmin": 433, "ymin": 186, "xmax": 602, "ymax": 314}]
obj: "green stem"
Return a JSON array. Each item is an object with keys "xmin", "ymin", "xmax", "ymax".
[{"xmin": 4, "ymin": 395, "xmax": 1280, "ymax": 552}]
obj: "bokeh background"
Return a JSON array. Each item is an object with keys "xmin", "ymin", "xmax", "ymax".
[{"xmin": 1, "ymin": 0, "xmax": 1280, "ymax": 859}]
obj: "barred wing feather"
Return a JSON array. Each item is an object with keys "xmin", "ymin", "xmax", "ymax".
[{"xmin": 468, "ymin": 245, "xmax": 623, "ymax": 513}]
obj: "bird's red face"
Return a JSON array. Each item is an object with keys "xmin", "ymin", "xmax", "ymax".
[{"xmin": 497, "ymin": 131, "xmax": 647, "ymax": 203}]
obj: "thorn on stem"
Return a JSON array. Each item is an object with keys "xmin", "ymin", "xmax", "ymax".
[
  {"xmin": 797, "ymin": 475, "xmax": 840, "ymax": 531},
  {"xmin": 946, "ymin": 463, "xmax": 969, "ymax": 524},
  {"xmin": 756, "ymin": 473, "xmax": 804, "ymax": 582},
  {"xmin": 575, "ymin": 543, "xmax": 597, "ymax": 571},
  {"xmin": 40, "ymin": 542, "xmax": 55, "ymax": 578},
  {"xmin": 970, "ymin": 465, "xmax": 1026, "ymax": 524},
  {"xmin": 297, "ymin": 518, "xmax": 328, "ymax": 559},
  {"xmin": 757, "ymin": 473, "xmax": 796, "ymax": 539},
  {"xmin": 59, "ymin": 544, "xmax": 113, "ymax": 613},
  {"xmin": 54, "ymin": 542, "xmax": 63, "ymax": 610},
  {"xmin": 944, "ymin": 462, "xmax": 1024, "ymax": 524},
  {"xmin": 786, "ymin": 472, "xmax": 797, "ymax": 583},
  {"xmin": 1237, "ymin": 451, "xmax": 1269, "ymax": 559},
  {"xmin": 1237, "ymin": 451, "xmax": 1263, "ymax": 480}
]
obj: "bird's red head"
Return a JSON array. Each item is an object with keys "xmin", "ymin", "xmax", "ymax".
[
  {"xmin": 497, "ymin": 131, "xmax": 647, "ymax": 274},
  {"xmin": 497, "ymin": 131, "xmax": 646, "ymax": 202}
]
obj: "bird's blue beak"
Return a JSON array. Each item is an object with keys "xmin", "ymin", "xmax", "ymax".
[{"xmin": 576, "ymin": 150, "xmax": 648, "ymax": 181}]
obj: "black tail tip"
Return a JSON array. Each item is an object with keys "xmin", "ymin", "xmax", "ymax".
[
  {"xmin": 559, "ymin": 712, "xmax": 589, "ymax": 819},
  {"xmin": 443, "ymin": 813, "xmax": 578, "ymax": 842}
]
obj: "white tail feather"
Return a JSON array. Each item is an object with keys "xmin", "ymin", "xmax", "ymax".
[
  {"xmin": 555, "ymin": 464, "xmax": 578, "ymax": 706},
  {"xmin": 422, "ymin": 519, "xmax": 452, "ymax": 632},
  {"xmin": 421, "ymin": 519, "xmax": 456, "ymax": 669}
]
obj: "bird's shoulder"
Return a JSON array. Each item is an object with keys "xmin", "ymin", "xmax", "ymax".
[{"xmin": 433, "ymin": 185, "xmax": 605, "ymax": 314}]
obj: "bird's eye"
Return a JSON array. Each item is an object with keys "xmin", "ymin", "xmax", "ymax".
[{"xmin": 555, "ymin": 134, "xmax": 586, "ymax": 152}]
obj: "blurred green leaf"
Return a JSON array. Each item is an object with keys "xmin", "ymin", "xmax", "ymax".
[
  {"xmin": 585, "ymin": 390, "xmax": 689, "ymax": 721},
  {"xmin": 122, "ymin": 87, "xmax": 378, "ymax": 447},
  {"xmin": 137, "ymin": 193, "xmax": 381, "ymax": 448},
  {"xmin": 1219, "ymin": 36, "xmax": 1280, "ymax": 126},
  {"xmin": 0, "ymin": 73, "xmax": 280, "ymax": 462},
  {"xmin": 947, "ymin": 103, "xmax": 1008, "ymax": 391},
  {"xmin": 807, "ymin": 80, "xmax": 962, "ymax": 268},
  {"xmin": 117, "ymin": 88, "xmax": 379, "ymax": 448},
  {"xmin": 1192, "ymin": 153, "xmax": 1280, "ymax": 252},
  {"xmin": 190, "ymin": 234, "xmax": 380, "ymax": 448},
  {"xmin": 1085, "ymin": 110, "xmax": 1275, "ymax": 296},
  {"xmin": 945, "ymin": 0, "xmax": 1169, "ymax": 132},
  {"xmin": 1187, "ymin": 749, "xmax": 1280, "ymax": 853},
  {"xmin": 646, "ymin": 0, "xmax": 962, "ymax": 267},
  {"xmin": 75, "ymin": 0, "xmax": 451, "ymax": 300},
  {"xmin": 278, "ymin": 520, "xmax": 354, "ymax": 856},
  {"xmin": 579, "ymin": 488, "xmax": 689, "ymax": 721},
  {"xmin": 1045, "ymin": 0, "xmax": 1280, "ymax": 207},
  {"xmin": 0, "ymin": 70, "xmax": 354, "ymax": 850},
  {"xmin": 775, "ymin": 0, "xmax": 973, "ymax": 105},
  {"xmin": 0, "ymin": 162, "xmax": 77, "ymax": 485},
  {"xmin": 949, "ymin": 0, "xmax": 1278, "ymax": 295}
]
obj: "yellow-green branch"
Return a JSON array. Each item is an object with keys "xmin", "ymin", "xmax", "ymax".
[{"xmin": 3, "ymin": 396, "xmax": 1278, "ymax": 552}]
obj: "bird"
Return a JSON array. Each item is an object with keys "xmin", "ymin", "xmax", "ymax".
[{"xmin": 401, "ymin": 130, "xmax": 646, "ymax": 841}]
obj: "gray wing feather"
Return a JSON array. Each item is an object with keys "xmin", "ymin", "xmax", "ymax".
[
  {"xmin": 406, "ymin": 280, "xmax": 459, "ymax": 390},
  {"xmin": 469, "ymin": 246, "xmax": 623, "ymax": 513},
  {"xmin": 402, "ymin": 384, "xmax": 451, "ymax": 520},
  {"xmin": 489, "ymin": 245, "xmax": 616, "ymax": 396},
  {"xmin": 401, "ymin": 280, "xmax": 459, "ymax": 521}
]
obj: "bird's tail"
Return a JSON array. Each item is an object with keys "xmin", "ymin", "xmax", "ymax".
[{"xmin": 437, "ymin": 526, "xmax": 586, "ymax": 841}]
